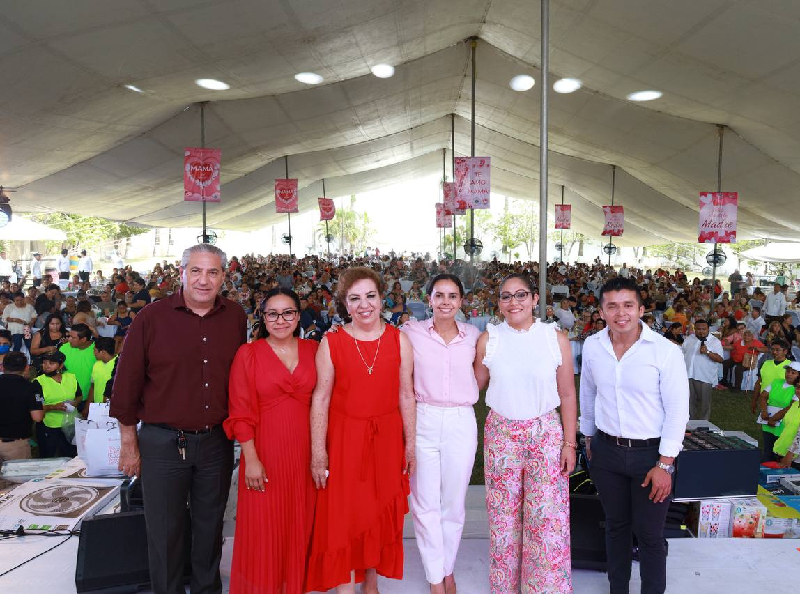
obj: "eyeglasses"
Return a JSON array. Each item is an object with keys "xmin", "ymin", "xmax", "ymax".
[
  {"xmin": 499, "ymin": 290, "xmax": 531, "ymax": 303},
  {"xmin": 264, "ymin": 309, "xmax": 298, "ymax": 322}
]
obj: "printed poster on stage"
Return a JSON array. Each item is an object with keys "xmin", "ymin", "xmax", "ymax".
[
  {"xmin": 443, "ymin": 182, "xmax": 466, "ymax": 215},
  {"xmin": 555, "ymin": 205, "xmax": 571, "ymax": 229},
  {"xmin": 436, "ymin": 203, "xmax": 453, "ymax": 228},
  {"xmin": 275, "ymin": 179, "xmax": 299, "ymax": 213},
  {"xmin": 602, "ymin": 205, "xmax": 624, "ymax": 236},
  {"xmin": 454, "ymin": 157, "xmax": 491, "ymax": 209},
  {"xmin": 698, "ymin": 192, "xmax": 738, "ymax": 243},
  {"xmin": 184, "ymin": 147, "xmax": 221, "ymax": 202},
  {"xmin": 318, "ymin": 198, "xmax": 335, "ymax": 221}
]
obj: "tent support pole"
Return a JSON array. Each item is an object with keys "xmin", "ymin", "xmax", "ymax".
[
  {"xmin": 200, "ymin": 102, "xmax": 208, "ymax": 244},
  {"xmin": 711, "ymin": 125, "xmax": 725, "ymax": 313},
  {"xmin": 538, "ymin": 0, "xmax": 549, "ymax": 319}
]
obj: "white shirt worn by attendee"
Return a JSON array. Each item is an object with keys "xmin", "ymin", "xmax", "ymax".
[
  {"xmin": 483, "ymin": 320, "xmax": 563, "ymax": 421},
  {"xmin": 579, "ymin": 321, "xmax": 690, "ymax": 457},
  {"xmin": 2, "ymin": 303, "xmax": 36, "ymax": 335},
  {"xmin": 78, "ymin": 255, "xmax": 93, "ymax": 273},
  {"xmin": 56, "ymin": 255, "xmax": 70, "ymax": 274},
  {"xmin": 745, "ymin": 314, "xmax": 766, "ymax": 337},
  {"xmin": 681, "ymin": 333, "xmax": 724, "ymax": 386},
  {"xmin": 30, "ymin": 258, "xmax": 42, "ymax": 279},
  {"xmin": 764, "ymin": 291, "xmax": 787, "ymax": 318},
  {"xmin": 0, "ymin": 257, "xmax": 12, "ymax": 277}
]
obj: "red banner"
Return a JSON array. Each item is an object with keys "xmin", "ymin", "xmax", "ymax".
[
  {"xmin": 555, "ymin": 205, "xmax": 571, "ymax": 229},
  {"xmin": 184, "ymin": 147, "xmax": 221, "ymax": 202},
  {"xmin": 443, "ymin": 181, "xmax": 466, "ymax": 215},
  {"xmin": 275, "ymin": 179, "xmax": 299, "ymax": 213},
  {"xmin": 318, "ymin": 197, "xmax": 335, "ymax": 221},
  {"xmin": 436, "ymin": 203, "xmax": 452, "ymax": 228},
  {"xmin": 698, "ymin": 192, "xmax": 737, "ymax": 243},
  {"xmin": 602, "ymin": 206, "xmax": 624, "ymax": 236},
  {"xmin": 454, "ymin": 157, "xmax": 491, "ymax": 209}
]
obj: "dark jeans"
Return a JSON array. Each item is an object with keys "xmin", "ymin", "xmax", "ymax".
[
  {"xmin": 79, "ymin": 271, "xmax": 90, "ymax": 283},
  {"xmin": 590, "ymin": 432, "xmax": 672, "ymax": 594},
  {"xmin": 139, "ymin": 423, "xmax": 234, "ymax": 594},
  {"xmin": 35, "ymin": 422, "xmax": 77, "ymax": 458},
  {"xmin": 722, "ymin": 359, "xmax": 745, "ymax": 389},
  {"xmin": 762, "ymin": 430, "xmax": 779, "ymax": 462},
  {"xmin": 11, "ymin": 333, "xmax": 31, "ymax": 353}
]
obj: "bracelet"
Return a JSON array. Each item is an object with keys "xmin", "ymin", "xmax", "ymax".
[{"xmin": 562, "ymin": 440, "xmax": 578, "ymax": 449}]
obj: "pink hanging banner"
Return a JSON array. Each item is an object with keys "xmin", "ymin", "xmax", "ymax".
[
  {"xmin": 602, "ymin": 205, "xmax": 624, "ymax": 236},
  {"xmin": 436, "ymin": 203, "xmax": 453, "ymax": 228},
  {"xmin": 275, "ymin": 179, "xmax": 299, "ymax": 213},
  {"xmin": 184, "ymin": 147, "xmax": 221, "ymax": 202},
  {"xmin": 443, "ymin": 182, "xmax": 466, "ymax": 216},
  {"xmin": 555, "ymin": 205, "xmax": 572, "ymax": 230},
  {"xmin": 698, "ymin": 192, "xmax": 738, "ymax": 243},
  {"xmin": 454, "ymin": 156, "xmax": 491, "ymax": 209},
  {"xmin": 318, "ymin": 197, "xmax": 336, "ymax": 221}
]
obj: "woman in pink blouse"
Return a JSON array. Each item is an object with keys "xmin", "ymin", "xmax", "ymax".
[{"xmin": 402, "ymin": 274, "xmax": 480, "ymax": 593}]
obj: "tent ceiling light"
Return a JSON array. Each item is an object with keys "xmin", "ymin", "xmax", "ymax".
[
  {"xmin": 295, "ymin": 72, "xmax": 324, "ymax": 85},
  {"xmin": 370, "ymin": 64, "xmax": 395, "ymax": 78},
  {"xmin": 553, "ymin": 78, "xmax": 582, "ymax": 93},
  {"xmin": 626, "ymin": 90, "xmax": 662, "ymax": 102},
  {"xmin": 509, "ymin": 75, "xmax": 535, "ymax": 91},
  {"xmin": 195, "ymin": 78, "xmax": 230, "ymax": 90},
  {"xmin": 124, "ymin": 84, "xmax": 143, "ymax": 93}
]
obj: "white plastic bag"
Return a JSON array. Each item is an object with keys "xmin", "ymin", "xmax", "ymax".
[{"xmin": 84, "ymin": 424, "xmax": 123, "ymax": 477}]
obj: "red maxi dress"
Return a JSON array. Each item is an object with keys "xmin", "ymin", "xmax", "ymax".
[
  {"xmin": 223, "ymin": 338, "xmax": 318, "ymax": 594},
  {"xmin": 305, "ymin": 326, "xmax": 410, "ymax": 591}
]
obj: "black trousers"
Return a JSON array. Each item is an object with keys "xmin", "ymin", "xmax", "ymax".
[
  {"xmin": 139, "ymin": 423, "xmax": 233, "ymax": 594},
  {"xmin": 58, "ymin": 271, "xmax": 70, "ymax": 280},
  {"xmin": 762, "ymin": 430, "xmax": 779, "ymax": 462},
  {"xmin": 590, "ymin": 432, "xmax": 672, "ymax": 594},
  {"xmin": 78, "ymin": 271, "xmax": 90, "ymax": 282},
  {"xmin": 35, "ymin": 422, "xmax": 77, "ymax": 458}
]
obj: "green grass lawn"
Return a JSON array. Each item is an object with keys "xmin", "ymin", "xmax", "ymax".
[{"xmin": 468, "ymin": 379, "xmax": 763, "ymax": 485}]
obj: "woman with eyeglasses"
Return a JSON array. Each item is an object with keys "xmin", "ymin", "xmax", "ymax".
[
  {"xmin": 223, "ymin": 288, "xmax": 318, "ymax": 593},
  {"xmin": 474, "ymin": 274, "xmax": 577, "ymax": 594}
]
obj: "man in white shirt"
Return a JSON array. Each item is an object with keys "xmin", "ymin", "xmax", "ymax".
[
  {"xmin": 618, "ymin": 262, "xmax": 630, "ymax": 278},
  {"xmin": 764, "ymin": 283, "xmax": 787, "ymax": 325},
  {"xmin": 681, "ymin": 319, "xmax": 724, "ymax": 419},
  {"xmin": 554, "ymin": 298, "xmax": 575, "ymax": 331},
  {"xmin": 0, "ymin": 252, "xmax": 12, "ymax": 283},
  {"xmin": 56, "ymin": 249, "xmax": 71, "ymax": 289},
  {"xmin": 745, "ymin": 306, "xmax": 766, "ymax": 338},
  {"xmin": 580, "ymin": 277, "xmax": 689, "ymax": 594},
  {"xmin": 30, "ymin": 252, "xmax": 43, "ymax": 287},
  {"xmin": 77, "ymin": 250, "xmax": 93, "ymax": 283}
]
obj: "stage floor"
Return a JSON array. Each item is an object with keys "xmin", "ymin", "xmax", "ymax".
[{"xmin": 2, "ymin": 486, "xmax": 799, "ymax": 594}]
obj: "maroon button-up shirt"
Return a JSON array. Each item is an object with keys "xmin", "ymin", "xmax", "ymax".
[{"xmin": 110, "ymin": 290, "xmax": 247, "ymax": 430}]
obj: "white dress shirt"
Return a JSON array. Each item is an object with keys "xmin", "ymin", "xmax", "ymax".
[
  {"xmin": 78, "ymin": 255, "xmax": 93, "ymax": 272},
  {"xmin": 682, "ymin": 334, "xmax": 724, "ymax": 385},
  {"xmin": 30, "ymin": 258, "xmax": 42, "ymax": 278},
  {"xmin": 764, "ymin": 292, "xmax": 787, "ymax": 318},
  {"xmin": 579, "ymin": 321, "xmax": 690, "ymax": 457},
  {"xmin": 745, "ymin": 315, "xmax": 765, "ymax": 337},
  {"xmin": 0, "ymin": 258, "xmax": 12, "ymax": 277},
  {"xmin": 57, "ymin": 255, "xmax": 70, "ymax": 273}
]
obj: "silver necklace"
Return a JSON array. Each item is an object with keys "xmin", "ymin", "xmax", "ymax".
[{"xmin": 353, "ymin": 327, "xmax": 383, "ymax": 375}]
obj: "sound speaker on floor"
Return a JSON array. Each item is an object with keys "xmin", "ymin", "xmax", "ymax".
[{"xmin": 75, "ymin": 510, "xmax": 192, "ymax": 593}]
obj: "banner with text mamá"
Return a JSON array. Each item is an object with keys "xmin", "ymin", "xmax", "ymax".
[
  {"xmin": 602, "ymin": 205, "xmax": 624, "ymax": 237},
  {"xmin": 454, "ymin": 157, "xmax": 491, "ymax": 209},
  {"xmin": 555, "ymin": 205, "xmax": 571, "ymax": 230},
  {"xmin": 698, "ymin": 192, "xmax": 737, "ymax": 243},
  {"xmin": 436, "ymin": 203, "xmax": 452, "ymax": 228},
  {"xmin": 275, "ymin": 179, "xmax": 299, "ymax": 213},
  {"xmin": 184, "ymin": 148, "xmax": 221, "ymax": 202},
  {"xmin": 318, "ymin": 198, "xmax": 335, "ymax": 221}
]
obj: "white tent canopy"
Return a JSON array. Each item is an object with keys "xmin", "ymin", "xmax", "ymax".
[
  {"xmin": 0, "ymin": 217, "xmax": 67, "ymax": 241},
  {"xmin": 4, "ymin": 1, "xmax": 800, "ymax": 246},
  {"xmin": 742, "ymin": 243, "xmax": 800, "ymax": 264}
]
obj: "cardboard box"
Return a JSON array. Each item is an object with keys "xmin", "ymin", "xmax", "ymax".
[
  {"xmin": 730, "ymin": 497, "xmax": 767, "ymax": 538},
  {"xmin": 697, "ymin": 499, "xmax": 732, "ymax": 538},
  {"xmin": 756, "ymin": 487, "xmax": 800, "ymax": 538},
  {"xmin": 758, "ymin": 466, "xmax": 800, "ymax": 485}
]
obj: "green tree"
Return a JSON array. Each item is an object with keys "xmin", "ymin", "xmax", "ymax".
[
  {"xmin": 548, "ymin": 229, "xmax": 588, "ymax": 261},
  {"xmin": 28, "ymin": 212, "xmax": 147, "ymax": 254},
  {"xmin": 315, "ymin": 195, "xmax": 374, "ymax": 254},
  {"xmin": 729, "ymin": 239, "xmax": 767, "ymax": 269},
  {"xmin": 491, "ymin": 198, "xmax": 538, "ymax": 261},
  {"xmin": 443, "ymin": 209, "xmax": 492, "ymax": 258}
]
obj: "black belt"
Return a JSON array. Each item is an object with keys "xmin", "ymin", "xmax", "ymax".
[
  {"xmin": 146, "ymin": 423, "xmax": 221, "ymax": 436},
  {"xmin": 0, "ymin": 438, "xmax": 25, "ymax": 443},
  {"xmin": 597, "ymin": 429, "xmax": 660, "ymax": 448}
]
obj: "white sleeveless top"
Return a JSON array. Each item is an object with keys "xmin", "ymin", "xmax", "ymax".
[{"xmin": 483, "ymin": 320, "xmax": 563, "ymax": 420}]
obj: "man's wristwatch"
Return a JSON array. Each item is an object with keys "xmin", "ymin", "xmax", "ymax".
[{"xmin": 656, "ymin": 461, "xmax": 675, "ymax": 475}]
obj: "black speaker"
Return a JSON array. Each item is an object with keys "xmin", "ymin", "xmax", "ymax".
[
  {"xmin": 75, "ymin": 511, "xmax": 151, "ymax": 593},
  {"xmin": 75, "ymin": 510, "xmax": 192, "ymax": 593},
  {"xmin": 569, "ymin": 493, "xmax": 608, "ymax": 571}
]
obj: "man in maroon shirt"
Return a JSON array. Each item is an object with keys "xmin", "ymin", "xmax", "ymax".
[{"xmin": 111, "ymin": 244, "xmax": 247, "ymax": 594}]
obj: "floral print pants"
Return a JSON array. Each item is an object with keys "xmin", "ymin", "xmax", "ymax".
[{"xmin": 484, "ymin": 409, "xmax": 572, "ymax": 594}]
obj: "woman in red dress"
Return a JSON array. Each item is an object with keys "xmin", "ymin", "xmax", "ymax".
[
  {"xmin": 307, "ymin": 267, "xmax": 416, "ymax": 593},
  {"xmin": 224, "ymin": 288, "xmax": 317, "ymax": 593}
]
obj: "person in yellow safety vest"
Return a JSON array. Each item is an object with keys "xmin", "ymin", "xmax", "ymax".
[
  {"xmin": 33, "ymin": 350, "xmax": 82, "ymax": 458},
  {"xmin": 751, "ymin": 339, "xmax": 791, "ymax": 414},
  {"xmin": 81, "ymin": 337, "xmax": 117, "ymax": 418}
]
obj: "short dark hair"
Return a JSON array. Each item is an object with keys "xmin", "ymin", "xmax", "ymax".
[
  {"xmin": 599, "ymin": 277, "xmax": 643, "ymax": 307},
  {"xmin": 0, "ymin": 329, "xmax": 11, "ymax": 342},
  {"xmin": 752, "ymin": 306, "xmax": 761, "ymax": 313},
  {"xmin": 71, "ymin": 323, "xmax": 92, "ymax": 341},
  {"xmin": 3, "ymin": 352, "xmax": 27, "ymax": 372},
  {"xmin": 94, "ymin": 336, "xmax": 116, "ymax": 355},
  {"xmin": 771, "ymin": 338, "xmax": 790, "ymax": 351},
  {"xmin": 426, "ymin": 274, "xmax": 464, "ymax": 297},
  {"xmin": 694, "ymin": 319, "xmax": 708, "ymax": 326},
  {"xmin": 46, "ymin": 284, "xmax": 60, "ymax": 292},
  {"xmin": 12, "ymin": 291, "xmax": 24, "ymax": 299}
]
